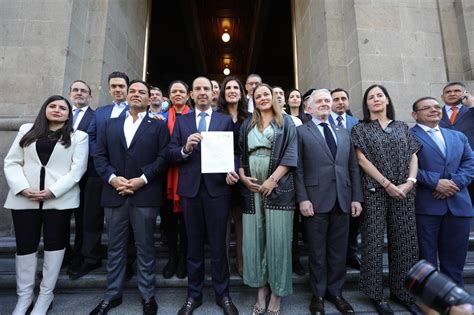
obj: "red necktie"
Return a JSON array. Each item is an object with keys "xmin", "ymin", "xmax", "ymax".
[{"xmin": 449, "ymin": 106, "xmax": 458, "ymax": 124}]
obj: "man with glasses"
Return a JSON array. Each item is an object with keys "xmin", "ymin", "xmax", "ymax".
[
  {"xmin": 245, "ymin": 74, "xmax": 262, "ymax": 113},
  {"xmin": 411, "ymin": 96, "xmax": 474, "ymax": 287}
]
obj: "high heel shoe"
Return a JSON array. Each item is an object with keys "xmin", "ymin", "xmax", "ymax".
[{"xmin": 252, "ymin": 303, "xmax": 266, "ymax": 315}]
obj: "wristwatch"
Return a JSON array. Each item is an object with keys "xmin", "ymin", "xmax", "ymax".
[{"xmin": 407, "ymin": 177, "xmax": 417, "ymax": 184}]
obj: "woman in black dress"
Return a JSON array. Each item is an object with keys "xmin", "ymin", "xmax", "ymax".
[
  {"xmin": 351, "ymin": 85, "xmax": 422, "ymax": 315},
  {"xmin": 217, "ymin": 76, "xmax": 250, "ymax": 277}
]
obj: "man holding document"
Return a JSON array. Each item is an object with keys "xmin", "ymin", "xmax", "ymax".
[{"xmin": 168, "ymin": 76, "xmax": 239, "ymax": 315}]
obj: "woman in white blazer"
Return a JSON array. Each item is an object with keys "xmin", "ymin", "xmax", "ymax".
[{"xmin": 4, "ymin": 95, "xmax": 88, "ymax": 315}]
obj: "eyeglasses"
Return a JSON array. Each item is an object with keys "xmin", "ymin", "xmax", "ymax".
[{"xmin": 414, "ymin": 105, "xmax": 442, "ymax": 112}]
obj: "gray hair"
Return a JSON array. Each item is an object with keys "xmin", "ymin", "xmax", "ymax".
[{"xmin": 307, "ymin": 88, "xmax": 332, "ymax": 108}]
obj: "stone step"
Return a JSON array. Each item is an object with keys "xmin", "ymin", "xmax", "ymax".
[
  {"xmin": 0, "ymin": 284, "xmax": 439, "ymax": 314},
  {"xmin": 1, "ymin": 251, "xmax": 474, "ymax": 290}
]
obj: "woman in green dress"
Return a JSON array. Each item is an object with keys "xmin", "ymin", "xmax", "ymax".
[{"xmin": 239, "ymin": 83, "xmax": 298, "ymax": 315}]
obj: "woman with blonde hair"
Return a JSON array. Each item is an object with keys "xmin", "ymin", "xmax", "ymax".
[{"xmin": 239, "ymin": 83, "xmax": 297, "ymax": 314}]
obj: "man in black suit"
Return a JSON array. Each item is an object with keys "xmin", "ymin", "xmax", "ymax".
[
  {"xmin": 295, "ymin": 89, "xmax": 363, "ymax": 315},
  {"xmin": 65, "ymin": 80, "xmax": 95, "ymax": 272},
  {"xmin": 91, "ymin": 80, "xmax": 169, "ymax": 315},
  {"xmin": 168, "ymin": 76, "xmax": 238, "ymax": 315}
]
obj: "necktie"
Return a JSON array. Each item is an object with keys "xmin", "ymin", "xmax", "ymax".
[
  {"xmin": 197, "ymin": 112, "xmax": 207, "ymax": 132},
  {"xmin": 336, "ymin": 115, "xmax": 344, "ymax": 128},
  {"xmin": 428, "ymin": 128, "xmax": 445, "ymax": 156},
  {"xmin": 72, "ymin": 108, "xmax": 81, "ymax": 126},
  {"xmin": 449, "ymin": 106, "xmax": 458, "ymax": 124},
  {"xmin": 320, "ymin": 122, "xmax": 337, "ymax": 158}
]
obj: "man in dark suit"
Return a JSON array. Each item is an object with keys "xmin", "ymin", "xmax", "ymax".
[
  {"xmin": 168, "ymin": 76, "xmax": 238, "ymax": 315},
  {"xmin": 329, "ymin": 88, "xmax": 361, "ymax": 271},
  {"xmin": 439, "ymin": 82, "xmax": 474, "ymax": 202},
  {"xmin": 91, "ymin": 80, "xmax": 169, "ymax": 315},
  {"xmin": 411, "ymin": 96, "xmax": 474, "ymax": 287},
  {"xmin": 70, "ymin": 71, "xmax": 137, "ymax": 280},
  {"xmin": 295, "ymin": 89, "xmax": 363, "ymax": 315},
  {"xmin": 65, "ymin": 80, "xmax": 96, "ymax": 273}
]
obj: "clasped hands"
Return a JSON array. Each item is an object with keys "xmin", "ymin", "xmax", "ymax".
[
  {"xmin": 21, "ymin": 188, "xmax": 54, "ymax": 201},
  {"xmin": 240, "ymin": 175, "xmax": 277, "ymax": 197},
  {"xmin": 110, "ymin": 176, "xmax": 145, "ymax": 196},
  {"xmin": 433, "ymin": 179, "xmax": 459, "ymax": 199}
]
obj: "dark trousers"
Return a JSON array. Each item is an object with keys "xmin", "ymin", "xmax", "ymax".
[
  {"xmin": 347, "ymin": 216, "xmax": 360, "ymax": 258},
  {"xmin": 161, "ymin": 198, "xmax": 187, "ymax": 253},
  {"xmin": 181, "ymin": 183, "xmax": 231, "ymax": 300},
  {"xmin": 416, "ymin": 212, "xmax": 471, "ymax": 287},
  {"xmin": 12, "ymin": 209, "xmax": 72, "ymax": 255},
  {"xmin": 82, "ymin": 177, "xmax": 136, "ymax": 265},
  {"xmin": 292, "ymin": 212, "xmax": 302, "ymax": 259},
  {"xmin": 104, "ymin": 199, "xmax": 158, "ymax": 301},
  {"xmin": 65, "ymin": 177, "xmax": 87, "ymax": 263},
  {"xmin": 304, "ymin": 203, "xmax": 349, "ymax": 297}
]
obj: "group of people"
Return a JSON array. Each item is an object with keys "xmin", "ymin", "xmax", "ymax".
[{"xmin": 3, "ymin": 70, "xmax": 474, "ymax": 315}]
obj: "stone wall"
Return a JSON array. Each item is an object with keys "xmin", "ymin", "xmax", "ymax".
[
  {"xmin": 294, "ymin": 0, "xmax": 473, "ymax": 119},
  {"xmin": 0, "ymin": 0, "xmax": 147, "ymax": 236}
]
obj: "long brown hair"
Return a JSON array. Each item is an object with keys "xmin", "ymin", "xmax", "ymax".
[{"xmin": 249, "ymin": 83, "xmax": 283, "ymax": 131}]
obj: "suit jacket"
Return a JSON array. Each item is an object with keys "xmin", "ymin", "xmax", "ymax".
[
  {"xmin": 295, "ymin": 121, "xmax": 363, "ymax": 213},
  {"xmin": 168, "ymin": 111, "xmax": 233, "ymax": 198},
  {"xmin": 87, "ymin": 103, "xmax": 128, "ymax": 158},
  {"xmin": 439, "ymin": 105, "xmax": 474, "ymax": 149},
  {"xmin": 94, "ymin": 114, "xmax": 169, "ymax": 208},
  {"xmin": 411, "ymin": 125, "xmax": 474, "ymax": 216},
  {"xmin": 76, "ymin": 107, "xmax": 95, "ymax": 177},
  {"xmin": 328, "ymin": 113, "xmax": 359, "ymax": 131},
  {"xmin": 4, "ymin": 123, "xmax": 89, "ymax": 210}
]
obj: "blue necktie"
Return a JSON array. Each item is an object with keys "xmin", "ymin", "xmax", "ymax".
[
  {"xmin": 320, "ymin": 122, "xmax": 337, "ymax": 158},
  {"xmin": 336, "ymin": 115, "xmax": 344, "ymax": 128},
  {"xmin": 198, "ymin": 112, "xmax": 207, "ymax": 132},
  {"xmin": 428, "ymin": 128, "xmax": 445, "ymax": 156},
  {"xmin": 72, "ymin": 108, "xmax": 81, "ymax": 126}
]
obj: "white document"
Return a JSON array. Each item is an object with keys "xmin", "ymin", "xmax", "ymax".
[{"xmin": 201, "ymin": 131, "xmax": 234, "ymax": 173}]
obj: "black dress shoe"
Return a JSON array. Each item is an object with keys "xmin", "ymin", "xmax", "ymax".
[
  {"xmin": 142, "ymin": 297, "xmax": 158, "ymax": 315},
  {"xmin": 389, "ymin": 294, "xmax": 423, "ymax": 315},
  {"xmin": 310, "ymin": 295, "xmax": 325, "ymax": 315},
  {"xmin": 325, "ymin": 294, "xmax": 354, "ymax": 314},
  {"xmin": 177, "ymin": 297, "xmax": 203, "ymax": 315},
  {"xmin": 292, "ymin": 258, "xmax": 306, "ymax": 275},
  {"xmin": 346, "ymin": 256, "xmax": 361, "ymax": 270},
  {"xmin": 89, "ymin": 298, "xmax": 122, "ymax": 315},
  {"xmin": 124, "ymin": 263, "xmax": 135, "ymax": 281},
  {"xmin": 69, "ymin": 262, "xmax": 102, "ymax": 280},
  {"xmin": 216, "ymin": 296, "xmax": 238, "ymax": 315},
  {"xmin": 371, "ymin": 299, "xmax": 394, "ymax": 315}
]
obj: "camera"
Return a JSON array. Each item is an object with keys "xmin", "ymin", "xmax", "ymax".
[{"xmin": 405, "ymin": 260, "xmax": 474, "ymax": 314}]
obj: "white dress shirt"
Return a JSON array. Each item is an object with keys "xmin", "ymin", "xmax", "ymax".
[
  {"xmin": 72, "ymin": 105, "xmax": 89, "ymax": 130},
  {"xmin": 110, "ymin": 101, "xmax": 128, "ymax": 118},
  {"xmin": 311, "ymin": 117, "xmax": 338, "ymax": 144},
  {"xmin": 247, "ymin": 95, "xmax": 254, "ymax": 113},
  {"xmin": 194, "ymin": 107, "xmax": 213, "ymax": 131},
  {"xmin": 108, "ymin": 110, "xmax": 148, "ymax": 184}
]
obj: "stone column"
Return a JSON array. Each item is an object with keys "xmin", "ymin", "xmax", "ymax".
[
  {"xmin": 0, "ymin": 0, "xmax": 147, "ymax": 236},
  {"xmin": 294, "ymin": 0, "xmax": 451, "ymax": 119}
]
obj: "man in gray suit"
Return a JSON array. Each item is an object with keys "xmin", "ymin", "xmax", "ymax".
[{"xmin": 295, "ymin": 89, "xmax": 363, "ymax": 315}]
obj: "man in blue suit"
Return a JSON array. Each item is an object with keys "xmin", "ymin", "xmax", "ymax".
[
  {"xmin": 71, "ymin": 71, "xmax": 135, "ymax": 280},
  {"xmin": 411, "ymin": 96, "xmax": 474, "ymax": 286},
  {"xmin": 169, "ymin": 76, "xmax": 238, "ymax": 315},
  {"xmin": 439, "ymin": 82, "xmax": 474, "ymax": 202},
  {"xmin": 91, "ymin": 80, "xmax": 169, "ymax": 315},
  {"xmin": 329, "ymin": 88, "xmax": 361, "ymax": 271}
]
